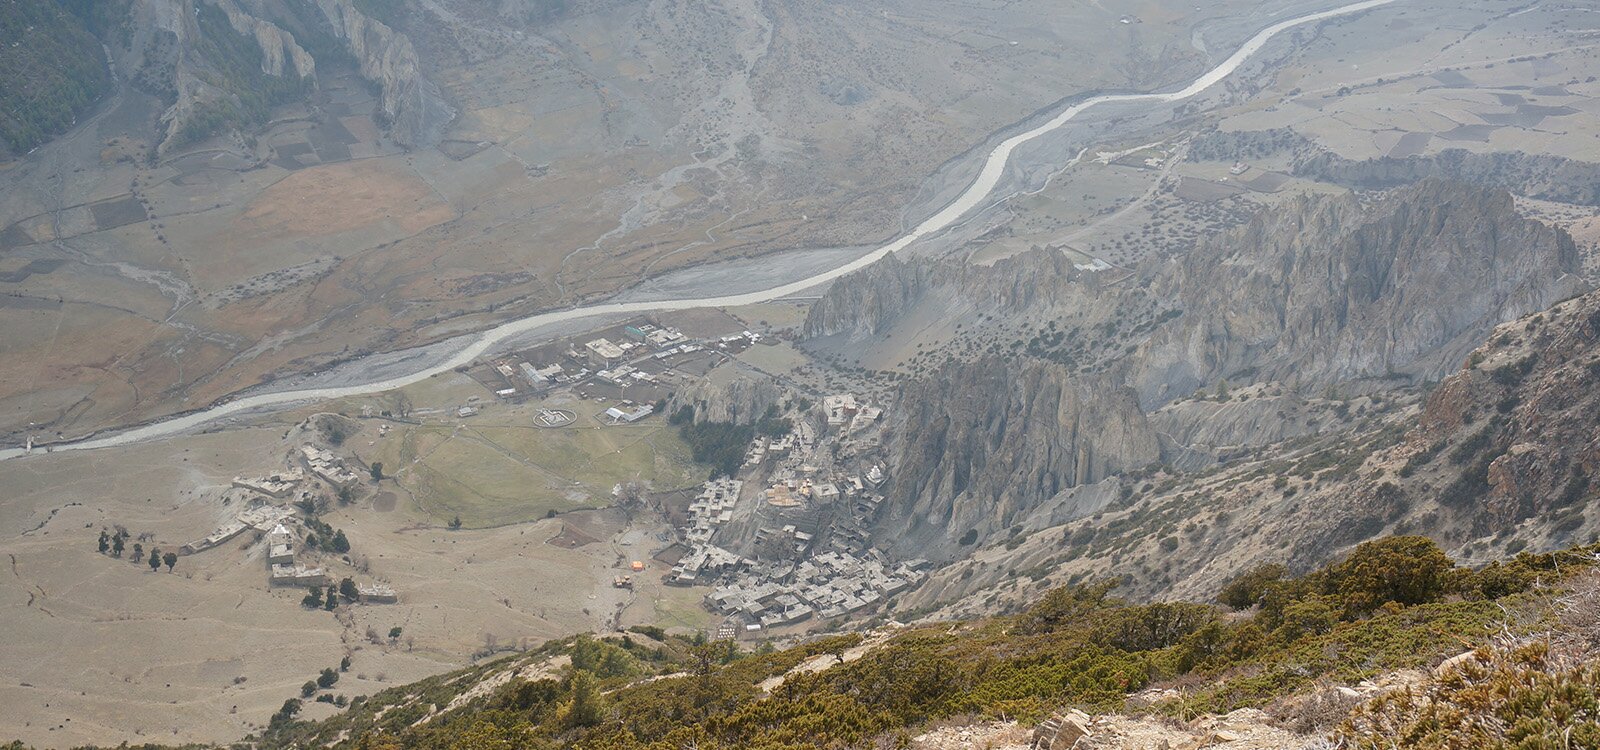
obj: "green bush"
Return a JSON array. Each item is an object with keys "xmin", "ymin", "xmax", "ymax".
[
  {"xmin": 1337, "ymin": 641, "xmax": 1600, "ymax": 749},
  {"xmin": 1218, "ymin": 562, "xmax": 1287, "ymax": 610},
  {"xmin": 676, "ymin": 420, "xmax": 754, "ymax": 478},
  {"xmin": 53, "ymin": 539, "xmax": 1598, "ymax": 750},
  {"xmin": 1318, "ymin": 536, "xmax": 1454, "ymax": 617}
]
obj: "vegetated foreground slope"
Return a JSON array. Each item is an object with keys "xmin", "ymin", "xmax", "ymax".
[{"xmin": 21, "ymin": 537, "xmax": 1597, "ymax": 749}]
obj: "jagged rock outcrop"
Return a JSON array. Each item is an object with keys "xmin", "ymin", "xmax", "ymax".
[
  {"xmin": 667, "ymin": 372, "xmax": 783, "ymax": 425},
  {"xmin": 810, "ymin": 182, "xmax": 1580, "ymax": 416},
  {"xmin": 802, "ymin": 248, "xmax": 1089, "ymax": 341},
  {"xmin": 1128, "ymin": 179, "xmax": 1585, "ymax": 406},
  {"xmin": 802, "ymin": 253, "xmax": 938, "ymax": 340},
  {"xmin": 1403, "ymin": 289, "xmax": 1600, "ymax": 530},
  {"xmin": 306, "ymin": 0, "xmax": 454, "ymax": 147},
  {"xmin": 1294, "ymin": 148, "xmax": 1600, "ymax": 206},
  {"xmin": 214, "ymin": 0, "xmax": 315, "ymax": 78},
  {"xmin": 818, "ymin": 180, "xmax": 1584, "ymax": 564},
  {"xmin": 119, "ymin": 0, "xmax": 449, "ymax": 152},
  {"xmin": 877, "ymin": 358, "xmax": 1160, "ymax": 558}
]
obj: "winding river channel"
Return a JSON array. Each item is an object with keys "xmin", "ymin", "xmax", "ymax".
[{"xmin": 0, "ymin": 0, "xmax": 1397, "ymax": 461}]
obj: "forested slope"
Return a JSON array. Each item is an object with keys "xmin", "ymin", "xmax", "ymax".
[{"xmin": 0, "ymin": 0, "xmax": 116, "ymax": 154}]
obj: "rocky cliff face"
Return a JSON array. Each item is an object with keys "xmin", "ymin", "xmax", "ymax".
[
  {"xmin": 666, "ymin": 371, "xmax": 783, "ymax": 425},
  {"xmin": 215, "ymin": 0, "xmax": 315, "ymax": 78},
  {"xmin": 808, "ymin": 181, "xmax": 1580, "ymax": 413},
  {"xmin": 119, "ymin": 0, "xmax": 448, "ymax": 152},
  {"xmin": 802, "ymin": 248, "xmax": 1089, "ymax": 341},
  {"xmin": 818, "ymin": 179, "xmax": 1584, "ymax": 561},
  {"xmin": 878, "ymin": 358, "xmax": 1160, "ymax": 558},
  {"xmin": 912, "ymin": 290, "xmax": 1600, "ymax": 614},
  {"xmin": 1404, "ymin": 290, "xmax": 1600, "ymax": 531},
  {"xmin": 306, "ymin": 0, "xmax": 454, "ymax": 147},
  {"xmin": 1294, "ymin": 148, "xmax": 1600, "ymax": 206},
  {"xmin": 1128, "ymin": 179, "xmax": 1584, "ymax": 406},
  {"xmin": 802, "ymin": 253, "xmax": 937, "ymax": 340}
]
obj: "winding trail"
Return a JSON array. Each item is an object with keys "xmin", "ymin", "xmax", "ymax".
[{"xmin": 0, "ymin": 0, "xmax": 1396, "ymax": 462}]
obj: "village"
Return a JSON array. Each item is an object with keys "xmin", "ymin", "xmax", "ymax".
[
  {"xmin": 185, "ymin": 441, "xmax": 398, "ymax": 604},
  {"xmin": 453, "ymin": 314, "xmax": 927, "ymax": 635},
  {"xmin": 652, "ymin": 389, "xmax": 924, "ymax": 635},
  {"xmin": 461, "ymin": 318, "xmax": 765, "ymax": 427},
  {"xmin": 149, "ymin": 310, "xmax": 918, "ymax": 637}
]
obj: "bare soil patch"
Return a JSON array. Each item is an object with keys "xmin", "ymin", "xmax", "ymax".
[
  {"xmin": 230, "ymin": 159, "xmax": 454, "ymax": 242},
  {"xmin": 1174, "ymin": 176, "xmax": 1247, "ymax": 202},
  {"xmin": 546, "ymin": 522, "xmax": 600, "ymax": 549},
  {"xmin": 88, "ymin": 196, "xmax": 146, "ymax": 230}
]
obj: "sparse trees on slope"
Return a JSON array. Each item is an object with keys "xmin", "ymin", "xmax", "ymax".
[
  {"xmin": 272, "ymin": 698, "xmax": 301, "ymax": 725},
  {"xmin": 565, "ymin": 669, "xmax": 604, "ymax": 728},
  {"xmin": 1219, "ymin": 562, "xmax": 1288, "ymax": 611}
]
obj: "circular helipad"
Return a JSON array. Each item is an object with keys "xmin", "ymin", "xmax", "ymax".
[{"xmin": 534, "ymin": 408, "xmax": 577, "ymax": 428}]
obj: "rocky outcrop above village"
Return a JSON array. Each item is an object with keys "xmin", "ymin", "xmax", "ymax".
[
  {"xmin": 801, "ymin": 253, "xmax": 938, "ymax": 340},
  {"xmin": 1127, "ymin": 179, "xmax": 1584, "ymax": 406},
  {"xmin": 812, "ymin": 179, "xmax": 1585, "ymax": 564},
  {"xmin": 914, "ymin": 289, "xmax": 1600, "ymax": 615},
  {"xmin": 808, "ymin": 182, "xmax": 1579, "ymax": 414},
  {"xmin": 801, "ymin": 248, "xmax": 1090, "ymax": 341},
  {"xmin": 877, "ymin": 358, "xmax": 1160, "ymax": 558}
]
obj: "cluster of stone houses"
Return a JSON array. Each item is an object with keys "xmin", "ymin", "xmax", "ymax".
[
  {"xmin": 231, "ymin": 469, "xmax": 304, "ymax": 499},
  {"xmin": 685, "ymin": 479, "xmax": 741, "ymax": 544},
  {"xmin": 263, "ymin": 522, "xmax": 397, "ymax": 602},
  {"xmin": 669, "ymin": 543, "xmax": 747, "ymax": 586},
  {"xmin": 181, "ymin": 505, "xmax": 296, "ymax": 555},
  {"xmin": 704, "ymin": 551, "xmax": 928, "ymax": 629},
  {"xmin": 747, "ymin": 421, "xmax": 816, "ymax": 466},
  {"xmin": 299, "ymin": 445, "xmax": 361, "ymax": 488},
  {"xmin": 266, "ymin": 522, "xmax": 330, "ymax": 588}
]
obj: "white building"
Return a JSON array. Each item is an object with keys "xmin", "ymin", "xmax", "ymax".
[
  {"xmin": 824, "ymin": 394, "xmax": 860, "ymax": 426},
  {"xmin": 646, "ymin": 328, "xmax": 685, "ymax": 348},
  {"xmin": 603, "ymin": 403, "xmax": 655, "ymax": 424},
  {"xmin": 585, "ymin": 338, "xmax": 625, "ymax": 366}
]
